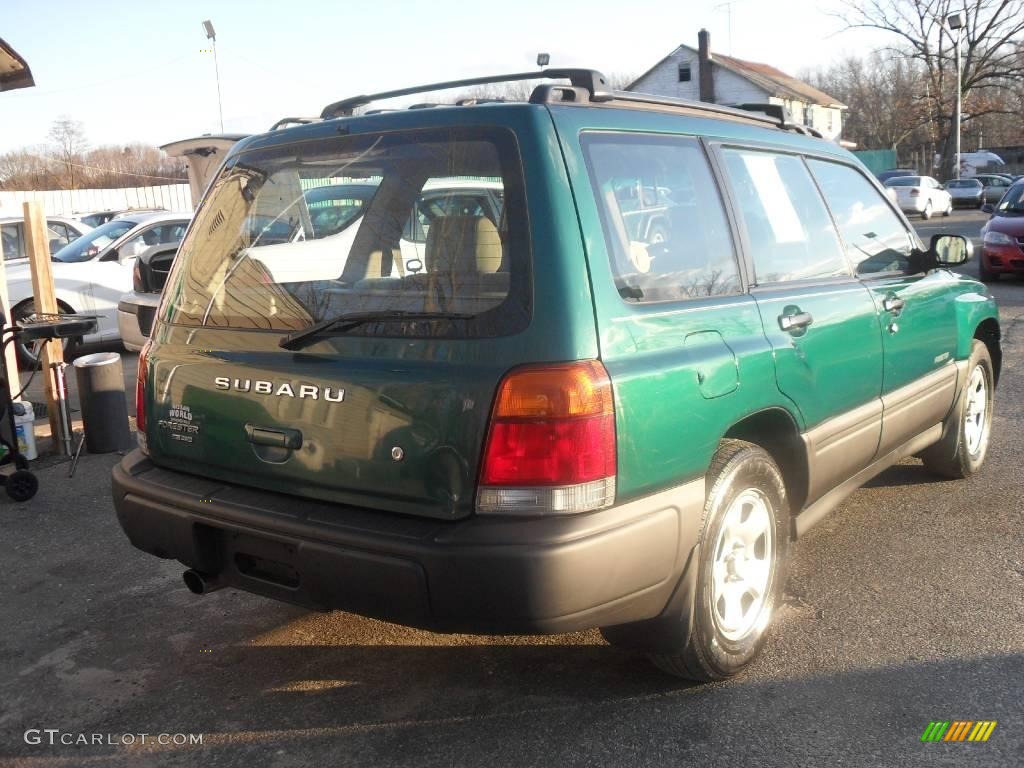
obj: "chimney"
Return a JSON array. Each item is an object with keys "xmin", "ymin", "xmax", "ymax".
[{"xmin": 698, "ymin": 28, "xmax": 715, "ymax": 103}]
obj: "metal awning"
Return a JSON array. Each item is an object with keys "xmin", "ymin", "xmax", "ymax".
[{"xmin": 0, "ymin": 37, "xmax": 34, "ymax": 92}]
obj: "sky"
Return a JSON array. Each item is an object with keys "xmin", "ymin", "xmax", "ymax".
[{"xmin": 0, "ymin": 0, "xmax": 891, "ymax": 155}]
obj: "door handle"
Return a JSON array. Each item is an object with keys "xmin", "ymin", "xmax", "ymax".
[
  {"xmin": 882, "ymin": 296, "xmax": 906, "ymax": 314},
  {"xmin": 778, "ymin": 311, "xmax": 814, "ymax": 332},
  {"xmin": 245, "ymin": 424, "xmax": 303, "ymax": 450}
]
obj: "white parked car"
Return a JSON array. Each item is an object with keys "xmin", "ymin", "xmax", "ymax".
[
  {"xmin": 883, "ymin": 175, "xmax": 953, "ymax": 220},
  {"xmin": 6, "ymin": 211, "xmax": 190, "ymax": 365},
  {"xmin": 1, "ymin": 215, "xmax": 92, "ymax": 265}
]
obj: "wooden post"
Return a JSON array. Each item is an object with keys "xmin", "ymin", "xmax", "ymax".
[
  {"xmin": 22, "ymin": 201, "xmax": 66, "ymax": 453},
  {"xmin": 0, "ymin": 251, "xmax": 21, "ymax": 403}
]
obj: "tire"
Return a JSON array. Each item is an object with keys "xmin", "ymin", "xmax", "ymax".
[
  {"xmin": 978, "ymin": 258, "xmax": 999, "ymax": 283},
  {"xmin": 6, "ymin": 469, "xmax": 38, "ymax": 502},
  {"xmin": 11, "ymin": 300, "xmax": 80, "ymax": 370},
  {"xmin": 648, "ymin": 439, "xmax": 789, "ymax": 681},
  {"xmin": 921, "ymin": 201, "xmax": 933, "ymax": 220},
  {"xmin": 921, "ymin": 340, "xmax": 994, "ymax": 479},
  {"xmin": 943, "ymin": 199, "xmax": 953, "ymax": 217}
]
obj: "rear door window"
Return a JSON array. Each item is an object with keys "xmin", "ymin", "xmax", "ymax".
[
  {"xmin": 806, "ymin": 159, "xmax": 915, "ymax": 275},
  {"xmin": 583, "ymin": 133, "xmax": 741, "ymax": 302},
  {"xmin": 721, "ymin": 149, "xmax": 849, "ymax": 284},
  {"xmin": 164, "ymin": 128, "xmax": 529, "ymax": 338}
]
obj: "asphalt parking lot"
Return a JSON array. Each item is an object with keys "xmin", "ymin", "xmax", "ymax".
[{"xmin": 3, "ymin": 209, "xmax": 1022, "ymax": 767}]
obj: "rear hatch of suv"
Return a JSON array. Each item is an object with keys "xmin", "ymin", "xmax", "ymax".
[{"xmin": 141, "ymin": 113, "xmax": 599, "ymax": 520}]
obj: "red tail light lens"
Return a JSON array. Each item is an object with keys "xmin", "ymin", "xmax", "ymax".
[
  {"xmin": 478, "ymin": 360, "xmax": 616, "ymax": 515},
  {"xmin": 135, "ymin": 342, "xmax": 149, "ymax": 452},
  {"xmin": 909, "ymin": 187, "xmax": 920, "ymax": 196}
]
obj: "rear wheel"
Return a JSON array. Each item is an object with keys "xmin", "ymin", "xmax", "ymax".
[
  {"xmin": 647, "ymin": 440, "xmax": 789, "ymax": 681},
  {"xmin": 921, "ymin": 201, "xmax": 933, "ymax": 220},
  {"xmin": 921, "ymin": 340, "xmax": 994, "ymax": 479},
  {"xmin": 943, "ymin": 198, "xmax": 953, "ymax": 216}
]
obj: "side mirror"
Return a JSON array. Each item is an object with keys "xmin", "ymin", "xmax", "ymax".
[
  {"xmin": 981, "ymin": 203, "xmax": 995, "ymax": 214},
  {"xmin": 929, "ymin": 234, "xmax": 973, "ymax": 267}
]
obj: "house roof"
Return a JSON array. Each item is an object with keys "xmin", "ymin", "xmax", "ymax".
[
  {"xmin": 713, "ymin": 52, "xmax": 846, "ymax": 108},
  {"xmin": 628, "ymin": 44, "xmax": 846, "ymax": 109}
]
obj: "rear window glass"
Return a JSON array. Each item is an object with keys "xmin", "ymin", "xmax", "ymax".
[
  {"xmin": 163, "ymin": 128, "xmax": 529, "ymax": 337},
  {"xmin": 583, "ymin": 133, "xmax": 740, "ymax": 302}
]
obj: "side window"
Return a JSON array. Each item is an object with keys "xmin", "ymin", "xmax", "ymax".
[
  {"xmin": 47, "ymin": 222, "xmax": 71, "ymax": 245},
  {"xmin": 2, "ymin": 224, "xmax": 23, "ymax": 261},
  {"xmin": 583, "ymin": 133, "xmax": 741, "ymax": 302},
  {"xmin": 722, "ymin": 149, "xmax": 849, "ymax": 284},
  {"xmin": 807, "ymin": 159, "xmax": 914, "ymax": 275}
]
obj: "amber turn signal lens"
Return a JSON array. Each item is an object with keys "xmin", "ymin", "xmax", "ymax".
[{"xmin": 492, "ymin": 360, "xmax": 613, "ymax": 419}]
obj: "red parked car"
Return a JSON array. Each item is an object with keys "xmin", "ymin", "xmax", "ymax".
[{"xmin": 980, "ymin": 181, "xmax": 1024, "ymax": 282}]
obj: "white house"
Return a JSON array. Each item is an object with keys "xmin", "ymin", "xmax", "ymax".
[{"xmin": 628, "ymin": 30, "xmax": 848, "ymax": 144}]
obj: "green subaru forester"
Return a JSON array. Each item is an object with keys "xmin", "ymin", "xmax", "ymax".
[{"xmin": 113, "ymin": 69, "xmax": 1000, "ymax": 680}]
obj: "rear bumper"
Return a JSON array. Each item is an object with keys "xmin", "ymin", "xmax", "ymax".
[
  {"xmin": 950, "ymin": 196, "xmax": 982, "ymax": 207},
  {"xmin": 112, "ymin": 451, "xmax": 705, "ymax": 634}
]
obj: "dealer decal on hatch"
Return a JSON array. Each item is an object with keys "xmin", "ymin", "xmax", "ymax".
[{"xmin": 158, "ymin": 404, "xmax": 200, "ymax": 443}]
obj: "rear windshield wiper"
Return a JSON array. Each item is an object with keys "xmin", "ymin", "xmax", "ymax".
[{"xmin": 279, "ymin": 310, "xmax": 475, "ymax": 350}]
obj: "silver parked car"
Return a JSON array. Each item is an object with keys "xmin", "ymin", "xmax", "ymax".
[{"xmin": 945, "ymin": 178, "xmax": 984, "ymax": 208}]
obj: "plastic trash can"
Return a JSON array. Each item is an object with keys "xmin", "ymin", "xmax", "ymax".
[{"xmin": 73, "ymin": 352, "xmax": 133, "ymax": 453}]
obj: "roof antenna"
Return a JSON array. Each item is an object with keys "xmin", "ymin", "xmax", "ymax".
[{"xmin": 713, "ymin": 1, "xmax": 744, "ymax": 54}]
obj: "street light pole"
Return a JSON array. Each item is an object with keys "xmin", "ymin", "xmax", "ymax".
[
  {"xmin": 954, "ymin": 26, "xmax": 961, "ymax": 179},
  {"xmin": 945, "ymin": 10, "xmax": 966, "ymax": 179},
  {"xmin": 203, "ymin": 20, "xmax": 224, "ymax": 133}
]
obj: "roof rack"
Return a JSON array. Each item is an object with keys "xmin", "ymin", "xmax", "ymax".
[
  {"xmin": 269, "ymin": 116, "xmax": 322, "ymax": 131},
  {"xmin": 309, "ymin": 68, "xmax": 827, "ymax": 141},
  {"xmin": 731, "ymin": 103, "xmax": 825, "ymax": 138},
  {"xmin": 319, "ymin": 68, "xmax": 613, "ymax": 118}
]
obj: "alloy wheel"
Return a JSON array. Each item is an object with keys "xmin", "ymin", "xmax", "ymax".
[{"xmin": 711, "ymin": 488, "xmax": 775, "ymax": 642}]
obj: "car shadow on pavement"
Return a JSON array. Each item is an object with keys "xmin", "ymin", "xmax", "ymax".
[{"xmin": 864, "ymin": 461, "xmax": 952, "ymax": 489}]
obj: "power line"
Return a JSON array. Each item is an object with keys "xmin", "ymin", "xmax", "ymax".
[{"xmin": 9, "ymin": 151, "xmax": 187, "ymax": 183}]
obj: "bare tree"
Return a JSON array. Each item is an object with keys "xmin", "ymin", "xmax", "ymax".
[
  {"xmin": 805, "ymin": 52, "xmax": 933, "ymax": 149},
  {"xmin": 839, "ymin": 0, "xmax": 1024, "ymax": 178},
  {"xmin": 48, "ymin": 116, "xmax": 88, "ymax": 189}
]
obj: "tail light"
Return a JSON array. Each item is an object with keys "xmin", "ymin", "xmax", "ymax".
[
  {"xmin": 477, "ymin": 360, "xmax": 616, "ymax": 515},
  {"xmin": 136, "ymin": 342, "xmax": 150, "ymax": 454},
  {"xmin": 909, "ymin": 187, "xmax": 920, "ymax": 197}
]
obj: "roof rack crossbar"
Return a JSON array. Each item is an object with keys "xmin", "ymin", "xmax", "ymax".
[{"xmin": 320, "ymin": 68, "xmax": 613, "ymax": 118}]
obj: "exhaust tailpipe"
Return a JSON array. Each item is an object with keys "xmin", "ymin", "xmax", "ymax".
[{"xmin": 183, "ymin": 569, "xmax": 225, "ymax": 595}]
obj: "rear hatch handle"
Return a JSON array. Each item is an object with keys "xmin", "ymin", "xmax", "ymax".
[{"xmin": 245, "ymin": 424, "xmax": 303, "ymax": 450}]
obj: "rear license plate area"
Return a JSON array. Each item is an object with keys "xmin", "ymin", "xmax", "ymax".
[{"xmin": 227, "ymin": 532, "xmax": 300, "ymax": 589}]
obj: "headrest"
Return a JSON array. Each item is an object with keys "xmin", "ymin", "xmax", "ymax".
[{"xmin": 425, "ymin": 216, "xmax": 502, "ymax": 275}]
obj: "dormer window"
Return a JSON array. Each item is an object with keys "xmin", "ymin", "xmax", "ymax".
[{"xmin": 678, "ymin": 65, "xmax": 692, "ymax": 82}]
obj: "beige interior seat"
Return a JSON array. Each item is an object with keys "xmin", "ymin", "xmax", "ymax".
[{"xmin": 404, "ymin": 216, "xmax": 506, "ymax": 301}]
